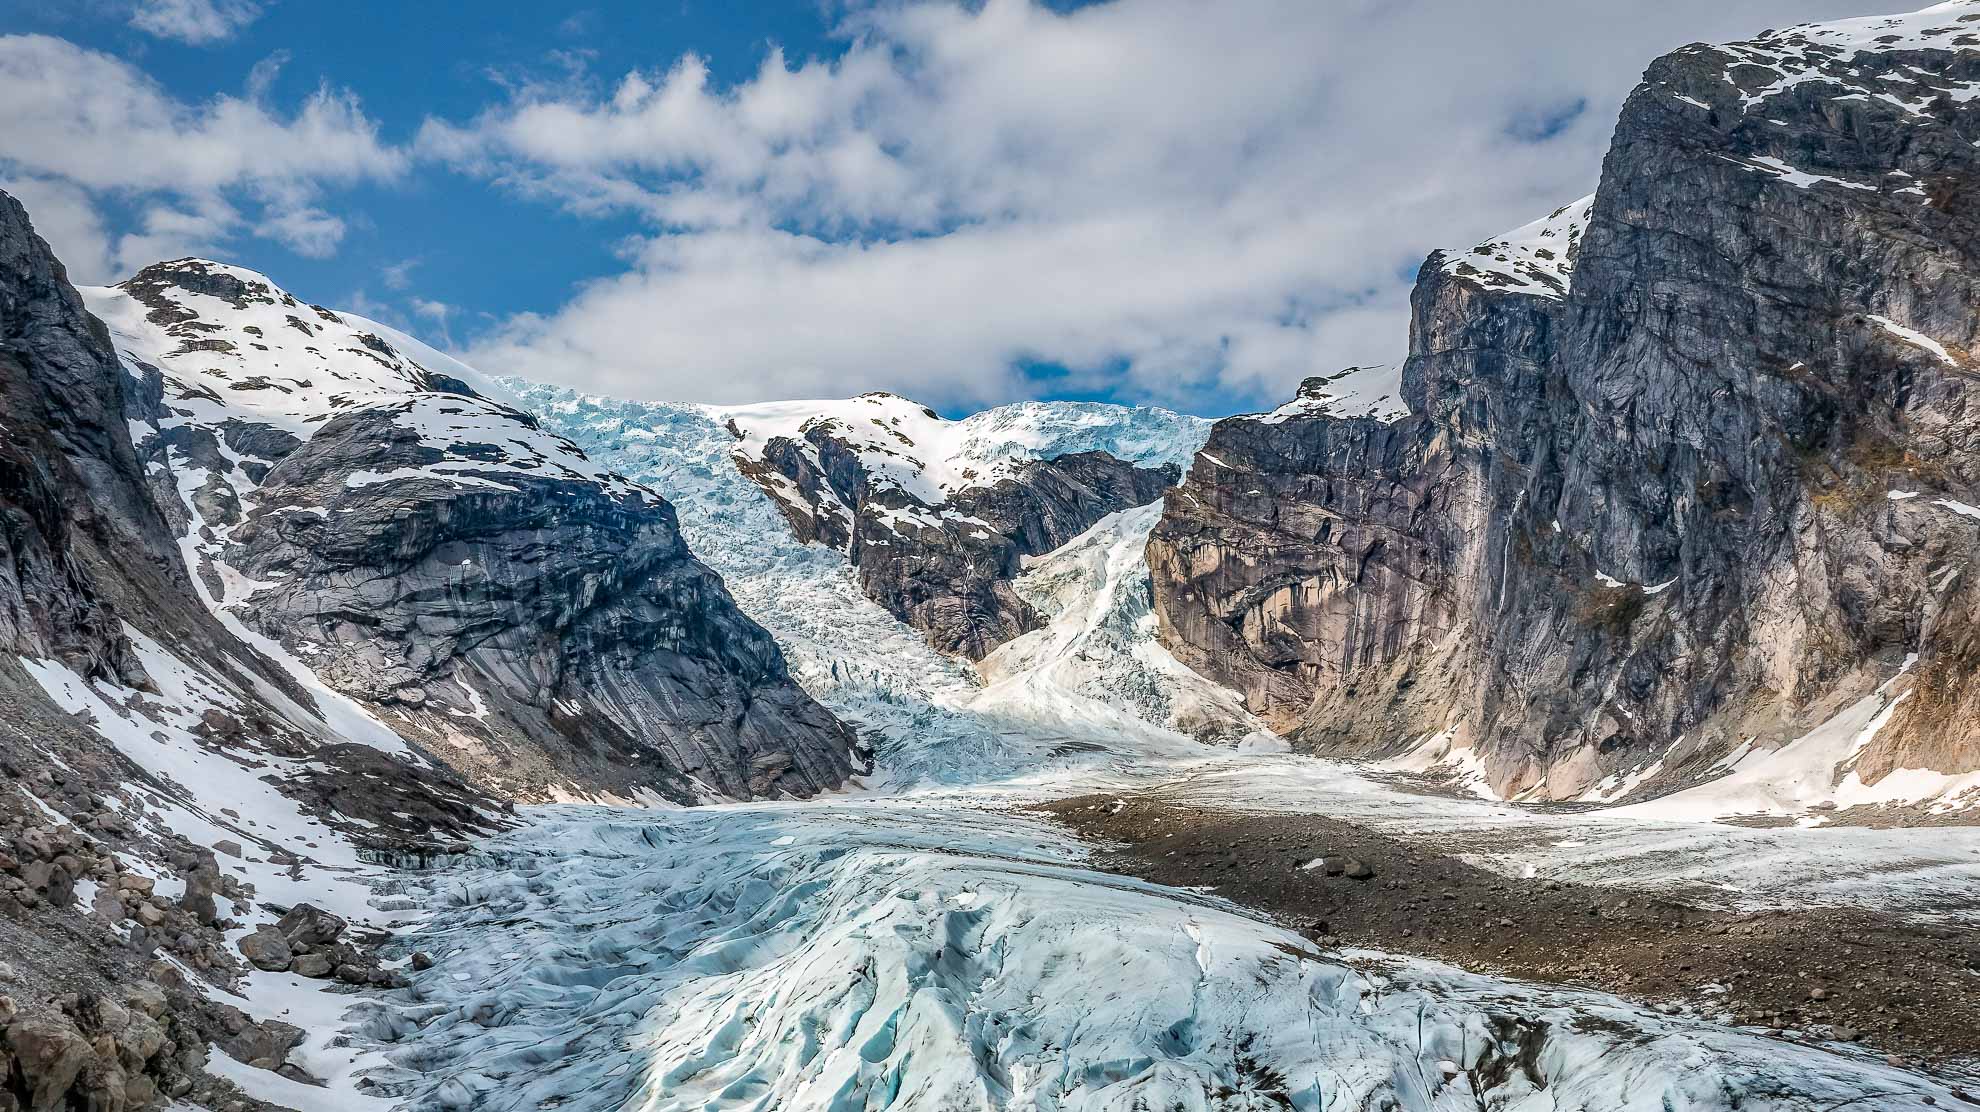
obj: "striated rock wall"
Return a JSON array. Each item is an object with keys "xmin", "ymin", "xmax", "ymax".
[
  {"xmin": 226, "ymin": 394, "xmax": 858, "ymax": 802},
  {"xmin": 1151, "ymin": 6, "xmax": 1980, "ymax": 802},
  {"xmin": 87, "ymin": 259, "xmax": 860, "ymax": 805}
]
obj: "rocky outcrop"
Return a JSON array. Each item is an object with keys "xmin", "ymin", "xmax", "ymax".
[
  {"xmin": 1151, "ymin": 4, "xmax": 1980, "ymax": 804},
  {"xmin": 728, "ymin": 393, "xmax": 1189, "ymax": 659},
  {"xmin": 0, "ymin": 191, "xmax": 181, "ymax": 690},
  {"xmin": 82, "ymin": 259, "xmax": 859, "ymax": 804},
  {"xmin": 224, "ymin": 392, "xmax": 858, "ymax": 802}
]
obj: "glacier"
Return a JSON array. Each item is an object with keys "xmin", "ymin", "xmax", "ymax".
[
  {"xmin": 500, "ymin": 382, "xmax": 1231, "ymax": 787},
  {"xmin": 17, "ymin": 356, "xmax": 1971, "ymax": 1110},
  {"xmin": 347, "ymin": 800, "xmax": 1962, "ymax": 1111},
  {"xmin": 237, "ymin": 381, "xmax": 1964, "ymax": 1112}
]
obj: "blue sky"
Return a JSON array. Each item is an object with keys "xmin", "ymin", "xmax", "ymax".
[
  {"xmin": 0, "ymin": 0, "xmax": 1917, "ymax": 416},
  {"xmin": 0, "ymin": 2, "xmax": 844, "ymax": 329}
]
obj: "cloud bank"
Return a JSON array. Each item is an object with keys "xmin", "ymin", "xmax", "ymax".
[
  {"xmin": 0, "ymin": 34, "xmax": 401, "ymax": 280},
  {"xmin": 428, "ymin": 0, "xmax": 1900, "ymax": 412},
  {"xmin": 0, "ymin": 0, "xmax": 1915, "ymax": 412}
]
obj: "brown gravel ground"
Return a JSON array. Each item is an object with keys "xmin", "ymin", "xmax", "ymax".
[{"xmin": 1039, "ymin": 792, "xmax": 1980, "ymax": 1091}]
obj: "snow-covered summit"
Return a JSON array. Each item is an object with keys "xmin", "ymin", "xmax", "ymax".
[
  {"xmin": 1438, "ymin": 194, "xmax": 1594, "ymax": 300},
  {"xmin": 712, "ymin": 391, "xmax": 1209, "ymax": 508},
  {"xmin": 1247, "ymin": 363, "xmax": 1408, "ymax": 424},
  {"xmin": 1710, "ymin": 0, "xmax": 1980, "ymax": 113},
  {"xmin": 91, "ymin": 259, "xmax": 479, "ymax": 433},
  {"xmin": 82, "ymin": 260, "xmax": 651, "ymax": 504}
]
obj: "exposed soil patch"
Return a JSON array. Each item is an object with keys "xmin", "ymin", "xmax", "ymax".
[{"xmin": 1040, "ymin": 793, "xmax": 1980, "ymax": 1082}]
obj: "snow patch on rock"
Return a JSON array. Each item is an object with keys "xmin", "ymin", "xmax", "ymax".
[{"xmin": 1439, "ymin": 194, "xmax": 1594, "ymax": 300}]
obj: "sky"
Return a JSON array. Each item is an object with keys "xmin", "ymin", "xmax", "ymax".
[{"xmin": 0, "ymin": 0, "xmax": 1923, "ymax": 417}]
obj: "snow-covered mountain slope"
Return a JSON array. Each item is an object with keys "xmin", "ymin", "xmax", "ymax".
[
  {"xmin": 716, "ymin": 391, "xmax": 1207, "ymax": 508},
  {"xmin": 716, "ymin": 391, "xmax": 1206, "ymax": 659},
  {"xmin": 1247, "ymin": 363, "xmax": 1408, "ymax": 424},
  {"xmin": 1710, "ymin": 0, "xmax": 1980, "ymax": 112},
  {"xmin": 1437, "ymin": 194, "xmax": 1593, "ymax": 299},
  {"xmin": 358, "ymin": 800, "xmax": 1963, "ymax": 1112},
  {"xmin": 78, "ymin": 261, "xmax": 857, "ymax": 805},
  {"xmin": 506, "ymin": 382, "xmax": 1247, "ymax": 786},
  {"xmin": 976, "ymin": 501, "xmax": 1260, "ymax": 745}
]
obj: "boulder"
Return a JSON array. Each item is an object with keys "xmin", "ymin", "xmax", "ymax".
[
  {"xmin": 223, "ymin": 1019, "xmax": 302, "ymax": 1070},
  {"xmin": 236, "ymin": 927, "xmax": 293, "ymax": 973},
  {"xmin": 6, "ymin": 1011, "xmax": 90, "ymax": 1112},
  {"xmin": 179, "ymin": 868, "xmax": 219, "ymax": 926},
  {"xmin": 274, "ymin": 903, "xmax": 345, "ymax": 948},
  {"xmin": 117, "ymin": 984, "xmax": 165, "ymax": 1020}
]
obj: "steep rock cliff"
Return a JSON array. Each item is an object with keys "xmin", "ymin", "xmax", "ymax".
[
  {"xmin": 82, "ymin": 261, "xmax": 858, "ymax": 803},
  {"xmin": 1151, "ymin": 3, "xmax": 1980, "ymax": 807}
]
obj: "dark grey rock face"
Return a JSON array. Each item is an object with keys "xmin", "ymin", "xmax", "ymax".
[
  {"xmin": 741, "ymin": 412, "xmax": 1177, "ymax": 660},
  {"xmin": 0, "ymin": 188, "xmax": 505, "ymax": 1111},
  {"xmin": 1151, "ymin": 17, "xmax": 1980, "ymax": 799},
  {"xmin": 0, "ymin": 194, "xmax": 497, "ymax": 836},
  {"xmin": 225, "ymin": 393, "xmax": 860, "ymax": 802},
  {"xmin": 0, "ymin": 191, "xmax": 175, "ymax": 688},
  {"xmin": 77, "ymin": 255, "xmax": 860, "ymax": 805}
]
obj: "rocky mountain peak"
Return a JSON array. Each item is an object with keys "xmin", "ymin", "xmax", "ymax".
[
  {"xmin": 1436, "ymin": 194, "xmax": 1593, "ymax": 299},
  {"xmin": 1148, "ymin": 1, "xmax": 1980, "ymax": 809},
  {"xmin": 722, "ymin": 394, "xmax": 1205, "ymax": 659},
  {"xmin": 54, "ymin": 253, "xmax": 862, "ymax": 805}
]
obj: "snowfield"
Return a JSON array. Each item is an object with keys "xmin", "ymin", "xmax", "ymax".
[{"xmin": 1154, "ymin": 758, "xmax": 1980, "ymax": 924}]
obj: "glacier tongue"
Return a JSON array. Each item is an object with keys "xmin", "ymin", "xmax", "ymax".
[
  {"xmin": 975, "ymin": 501, "xmax": 1260, "ymax": 747},
  {"xmin": 359, "ymin": 800, "xmax": 1957, "ymax": 1111},
  {"xmin": 503, "ymin": 382, "xmax": 1236, "ymax": 787}
]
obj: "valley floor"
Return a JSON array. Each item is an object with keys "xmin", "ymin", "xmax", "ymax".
[
  {"xmin": 116, "ymin": 395, "xmax": 1980, "ymax": 1111},
  {"xmin": 1044, "ymin": 781, "xmax": 1980, "ymax": 1068},
  {"xmin": 240, "ymin": 751, "xmax": 1976, "ymax": 1112}
]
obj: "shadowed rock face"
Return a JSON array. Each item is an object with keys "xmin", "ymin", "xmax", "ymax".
[
  {"xmin": 744, "ymin": 418, "xmax": 1178, "ymax": 660},
  {"xmin": 1151, "ymin": 13, "xmax": 1980, "ymax": 800},
  {"xmin": 0, "ymin": 191, "xmax": 180, "ymax": 687},
  {"xmin": 87, "ymin": 258, "xmax": 861, "ymax": 805},
  {"xmin": 226, "ymin": 395, "xmax": 860, "ymax": 802}
]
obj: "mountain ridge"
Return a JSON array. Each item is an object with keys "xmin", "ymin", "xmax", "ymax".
[{"xmin": 1148, "ymin": 0, "xmax": 1980, "ymax": 809}]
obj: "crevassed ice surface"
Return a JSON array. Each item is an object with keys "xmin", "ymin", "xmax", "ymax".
[
  {"xmin": 354, "ymin": 804, "xmax": 1958, "ymax": 1111},
  {"xmin": 319, "ymin": 379, "xmax": 1969, "ymax": 1112},
  {"xmin": 503, "ymin": 381, "xmax": 1221, "ymax": 788}
]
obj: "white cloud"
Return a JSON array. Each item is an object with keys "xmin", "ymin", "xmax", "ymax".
[
  {"xmin": 0, "ymin": 34, "xmax": 403, "ymax": 281},
  {"xmin": 381, "ymin": 258, "xmax": 419, "ymax": 289},
  {"xmin": 253, "ymin": 205, "xmax": 345, "ymax": 257},
  {"xmin": 129, "ymin": 0, "xmax": 263, "ymax": 45},
  {"xmin": 434, "ymin": 0, "xmax": 1914, "ymax": 413},
  {"xmin": 113, "ymin": 198, "xmax": 238, "ymax": 275},
  {"xmin": 411, "ymin": 297, "xmax": 456, "ymax": 346}
]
